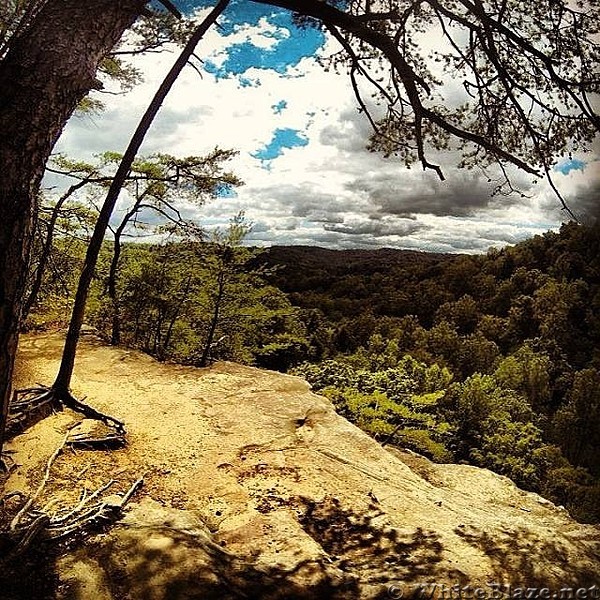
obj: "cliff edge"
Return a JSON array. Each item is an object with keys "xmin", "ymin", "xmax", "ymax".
[{"xmin": 2, "ymin": 332, "xmax": 599, "ymax": 599}]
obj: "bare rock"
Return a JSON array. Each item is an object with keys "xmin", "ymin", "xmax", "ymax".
[{"xmin": 5, "ymin": 332, "xmax": 600, "ymax": 599}]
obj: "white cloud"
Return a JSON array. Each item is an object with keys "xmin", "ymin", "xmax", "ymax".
[{"xmin": 51, "ymin": 18, "xmax": 600, "ymax": 255}]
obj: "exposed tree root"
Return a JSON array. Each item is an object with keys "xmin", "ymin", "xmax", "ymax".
[
  {"xmin": 6, "ymin": 386, "xmax": 126, "ymax": 445},
  {"xmin": 57, "ymin": 389, "xmax": 126, "ymax": 441},
  {"xmin": 6, "ymin": 386, "xmax": 59, "ymax": 438},
  {"xmin": 1, "ymin": 389, "xmax": 135, "ymax": 566}
]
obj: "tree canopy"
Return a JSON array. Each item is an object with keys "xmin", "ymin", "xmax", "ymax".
[
  {"xmin": 276, "ymin": 0, "xmax": 599, "ymax": 208},
  {"xmin": 0, "ymin": 0, "xmax": 598, "ymax": 452}
]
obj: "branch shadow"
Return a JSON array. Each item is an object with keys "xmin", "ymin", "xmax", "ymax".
[
  {"xmin": 296, "ymin": 495, "xmax": 468, "ymax": 589},
  {"xmin": 454, "ymin": 524, "xmax": 600, "ymax": 588},
  {"xmin": 78, "ymin": 522, "xmax": 358, "ymax": 600},
  {"xmin": 0, "ymin": 542, "xmax": 60, "ymax": 600},
  {"xmin": 70, "ymin": 495, "xmax": 470, "ymax": 599}
]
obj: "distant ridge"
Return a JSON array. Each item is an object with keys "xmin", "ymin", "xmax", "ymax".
[{"xmin": 257, "ymin": 244, "xmax": 456, "ymax": 279}]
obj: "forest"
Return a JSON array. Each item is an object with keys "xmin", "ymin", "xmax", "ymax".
[
  {"xmin": 1, "ymin": 0, "xmax": 600, "ymax": 593},
  {"xmin": 25, "ymin": 213, "xmax": 600, "ymax": 523}
]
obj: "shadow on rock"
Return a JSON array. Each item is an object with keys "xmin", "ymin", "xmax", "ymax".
[
  {"xmin": 454, "ymin": 525, "xmax": 600, "ymax": 588},
  {"xmin": 296, "ymin": 495, "xmax": 468, "ymax": 588}
]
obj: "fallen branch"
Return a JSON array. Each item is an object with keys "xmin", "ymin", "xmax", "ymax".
[
  {"xmin": 44, "ymin": 477, "xmax": 143, "ymax": 540},
  {"xmin": 10, "ymin": 431, "xmax": 70, "ymax": 531},
  {"xmin": 4, "ymin": 476, "xmax": 143, "ymax": 560}
]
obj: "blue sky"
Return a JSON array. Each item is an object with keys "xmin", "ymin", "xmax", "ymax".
[
  {"xmin": 186, "ymin": 0, "xmax": 324, "ymax": 163},
  {"xmin": 52, "ymin": 1, "xmax": 600, "ymax": 252},
  {"xmin": 554, "ymin": 158, "xmax": 587, "ymax": 176},
  {"xmin": 252, "ymin": 127, "xmax": 308, "ymax": 160}
]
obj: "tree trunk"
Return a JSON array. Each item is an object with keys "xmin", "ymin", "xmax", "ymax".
[
  {"xmin": 22, "ymin": 180, "xmax": 90, "ymax": 321},
  {"xmin": 0, "ymin": 0, "xmax": 146, "ymax": 452},
  {"xmin": 162, "ymin": 272, "xmax": 194, "ymax": 355},
  {"xmin": 199, "ymin": 269, "xmax": 226, "ymax": 367},
  {"xmin": 108, "ymin": 202, "xmax": 142, "ymax": 345},
  {"xmin": 52, "ymin": 0, "xmax": 230, "ymax": 396}
]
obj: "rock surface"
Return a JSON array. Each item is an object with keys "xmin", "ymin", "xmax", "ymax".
[{"xmin": 3, "ymin": 332, "xmax": 600, "ymax": 599}]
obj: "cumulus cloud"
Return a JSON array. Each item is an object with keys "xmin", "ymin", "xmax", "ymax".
[
  {"xmin": 351, "ymin": 169, "xmax": 528, "ymax": 218},
  {"xmin": 49, "ymin": 4, "xmax": 599, "ymax": 255},
  {"xmin": 324, "ymin": 217, "xmax": 428, "ymax": 238}
]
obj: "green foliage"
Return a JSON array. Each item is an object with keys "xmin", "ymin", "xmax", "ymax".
[
  {"xmin": 470, "ymin": 417, "xmax": 545, "ymax": 489},
  {"xmin": 295, "ymin": 355, "xmax": 454, "ymax": 463},
  {"xmin": 396, "ymin": 429, "xmax": 454, "ymax": 464},
  {"xmin": 253, "ymin": 335, "xmax": 312, "ymax": 372},
  {"xmin": 292, "ymin": 360, "xmax": 357, "ymax": 390},
  {"xmin": 434, "ymin": 295, "xmax": 480, "ymax": 334},
  {"xmin": 443, "ymin": 374, "xmax": 534, "ymax": 453},
  {"xmin": 321, "ymin": 384, "xmax": 453, "ymax": 462},
  {"xmin": 552, "ymin": 369, "xmax": 600, "ymax": 475},
  {"xmin": 85, "ymin": 217, "xmax": 311, "ymax": 370},
  {"xmin": 494, "ymin": 345, "xmax": 552, "ymax": 411},
  {"xmin": 30, "ymin": 212, "xmax": 600, "ymax": 522}
]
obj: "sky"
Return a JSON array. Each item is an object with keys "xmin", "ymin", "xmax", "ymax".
[{"xmin": 52, "ymin": 0, "xmax": 600, "ymax": 254}]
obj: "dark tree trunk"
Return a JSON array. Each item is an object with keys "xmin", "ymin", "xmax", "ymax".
[
  {"xmin": 52, "ymin": 0, "xmax": 230, "ymax": 397},
  {"xmin": 199, "ymin": 269, "xmax": 226, "ymax": 367},
  {"xmin": 108, "ymin": 203, "xmax": 142, "ymax": 345},
  {"xmin": 0, "ymin": 0, "xmax": 146, "ymax": 452},
  {"xmin": 162, "ymin": 272, "xmax": 194, "ymax": 355},
  {"xmin": 22, "ymin": 180, "xmax": 89, "ymax": 321}
]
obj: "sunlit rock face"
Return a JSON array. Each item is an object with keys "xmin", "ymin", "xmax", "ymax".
[{"xmin": 6, "ymin": 332, "xmax": 600, "ymax": 599}]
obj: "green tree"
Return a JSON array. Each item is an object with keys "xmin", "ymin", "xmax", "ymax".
[
  {"xmin": 434, "ymin": 295, "xmax": 480, "ymax": 335},
  {"xmin": 96, "ymin": 216, "xmax": 307, "ymax": 368},
  {"xmin": 533, "ymin": 279, "xmax": 591, "ymax": 367},
  {"xmin": 494, "ymin": 345, "xmax": 552, "ymax": 412},
  {"xmin": 443, "ymin": 373, "xmax": 533, "ymax": 458},
  {"xmin": 104, "ymin": 150, "xmax": 241, "ymax": 344},
  {"xmin": 296, "ymin": 354, "xmax": 454, "ymax": 461},
  {"xmin": 552, "ymin": 369, "xmax": 600, "ymax": 475},
  {"xmin": 2, "ymin": 0, "xmax": 599, "ymax": 454},
  {"xmin": 470, "ymin": 416, "xmax": 545, "ymax": 489}
]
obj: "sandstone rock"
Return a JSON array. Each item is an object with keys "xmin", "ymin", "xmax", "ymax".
[{"xmin": 4, "ymin": 332, "xmax": 599, "ymax": 599}]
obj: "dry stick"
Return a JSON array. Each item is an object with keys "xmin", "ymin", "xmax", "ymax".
[
  {"xmin": 52, "ymin": 0, "xmax": 231, "ymax": 402},
  {"xmin": 8, "ymin": 476, "xmax": 144, "ymax": 553},
  {"xmin": 10, "ymin": 515, "xmax": 50, "ymax": 558},
  {"xmin": 51, "ymin": 479, "xmax": 116, "ymax": 525},
  {"xmin": 46, "ymin": 477, "xmax": 144, "ymax": 539},
  {"xmin": 10, "ymin": 430, "xmax": 70, "ymax": 530},
  {"xmin": 121, "ymin": 476, "xmax": 144, "ymax": 505}
]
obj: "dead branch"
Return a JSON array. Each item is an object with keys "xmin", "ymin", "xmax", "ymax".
[
  {"xmin": 10, "ymin": 431, "xmax": 70, "ymax": 531},
  {"xmin": 3, "ymin": 475, "xmax": 143, "ymax": 561}
]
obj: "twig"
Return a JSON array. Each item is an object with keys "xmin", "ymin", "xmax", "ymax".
[
  {"xmin": 10, "ymin": 515, "xmax": 50, "ymax": 558},
  {"xmin": 51, "ymin": 480, "xmax": 115, "ymax": 525},
  {"xmin": 121, "ymin": 477, "xmax": 144, "ymax": 505},
  {"xmin": 10, "ymin": 431, "xmax": 70, "ymax": 530}
]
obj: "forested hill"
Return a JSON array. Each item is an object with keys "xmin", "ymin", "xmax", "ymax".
[
  {"xmin": 256, "ymin": 245, "xmax": 455, "ymax": 310},
  {"xmin": 25, "ymin": 220, "xmax": 600, "ymax": 523},
  {"xmin": 253, "ymin": 223, "xmax": 600, "ymax": 523},
  {"xmin": 258, "ymin": 245, "xmax": 455, "ymax": 280},
  {"xmin": 258, "ymin": 222, "xmax": 600, "ymax": 372}
]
